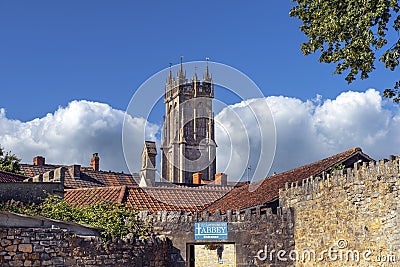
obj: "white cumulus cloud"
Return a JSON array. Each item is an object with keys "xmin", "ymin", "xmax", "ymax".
[
  {"xmin": 1, "ymin": 89, "xmax": 399, "ymax": 182},
  {"xmin": 215, "ymin": 89, "xmax": 400, "ymax": 180},
  {"xmin": 0, "ymin": 100, "xmax": 158, "ymax": 172}
]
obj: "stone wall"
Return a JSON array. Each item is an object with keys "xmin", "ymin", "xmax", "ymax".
[
  {"xmin": 280, "ymin": 158, "xmax": 400, "ymax": 267},
  {"xmin": 0, "ymin": 182, "xmax": 63, "ymax": 203},
  {"xmin": 0, "ymin": 227, "xmax": 172, "ymax": 267},
  {"xmin": 4, "ymin": 156, "xmax": 400, "ymax": 267},
  {"xmin": 139, "ymin": 206, "xmax": 294, "ymax": 267}
]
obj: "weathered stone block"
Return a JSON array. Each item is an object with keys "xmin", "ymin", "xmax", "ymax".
[
  {"xmin": 23, "ymin": 260, "xmax": 32, "ymax": 267},
  {"xmin": 5, "ymin": 245, "xmax": 17, "ymax": 252},
  {"xmin": 18, "ymin": 244, "xmax": 32, "ymax": 253},
  {"xmin": 9, "ymin": 260, "xmax": 24, "ymax": 266},
  {"xmin": 32, "ymin": 245, "xmax": 44, "ymax": 252},
  {"xmin": 51, "ymin": 257, "xmax": 63, "ymax": 265},
  {"xmin": 40, "ymin": 260, "xmax": 52, "ymax": 266},
  {"xmin": 1, "ymin": 239, "xmax": 12, "ymax": 246}
]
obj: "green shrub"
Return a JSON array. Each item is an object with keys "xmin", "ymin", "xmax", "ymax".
[{"xmin": 0, "ymin": 195, "xmax": 149, "ymax": 241}]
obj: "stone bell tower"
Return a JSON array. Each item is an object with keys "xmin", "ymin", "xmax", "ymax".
[{"xmin": 161, "ymin": 58, "xmax": 216, "ymax": 184}]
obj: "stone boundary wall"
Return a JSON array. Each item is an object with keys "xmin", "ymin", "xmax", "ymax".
[
  {"xmin": 0, "ymin": 167, "xmax": 65, "ymax": 203},
  {"xmin": 280, "ymin": 157, "xmax": 400, "ymax": 205},
  {"xmin": 280, "ymin": 157, "xmax": 400, "ymax": 267},
  {"xmin": 139, "ymin": 206, "xmax": 295, "ymax": 267},
  {"xmin": 0, "ymin": 228, "xmax": 172, "ymax": 267},
  {"xmin": 0, "ymin": 182, "xmax": 63, "ymax": 203}
]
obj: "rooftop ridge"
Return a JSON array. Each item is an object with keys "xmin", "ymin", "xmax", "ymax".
[
  {"xmin": 271, "ymin": 147, "xmax": 364, "ymax": 178},
  {"xmin": 65, "ymin": 185, "xmax": 231, "ymax": 192},
  {"xmin": 141, "ymin": 185, "xmax": 232, "ymax": 191},
  {"xmin": 118, "ymin": 185, "xmax": 127, "ymax": 203},
  {"xmin": 0, "ymin": 169, "xmax": 30, "ymax": 181},
  {"xmin": 21, "ymin": 163, "xmax": 138, "ymax": 175},
  {"xmin": 282, "ymin": 156, "xmax": 400, "ymax": 199},
  {"xmin": 65, "ymin": 185, "xmax": 126, "ymax": 192}
]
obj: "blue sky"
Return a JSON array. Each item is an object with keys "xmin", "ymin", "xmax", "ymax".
[
  {"xmin": 1, "ymin": 0, "xmax": 397, "ymax": 121},
  {"xmin": 1, "ymin": 1, "xmax": 399, "ymax": 179}
]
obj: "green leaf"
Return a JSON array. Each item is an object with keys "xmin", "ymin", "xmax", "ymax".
[
  {"xmin": 290, "ymin": 0, "xmax": 400, "ymax": 103},
  {"xmin": 0, "ymin": 146, "xmax": 22, "ymax": 174}
]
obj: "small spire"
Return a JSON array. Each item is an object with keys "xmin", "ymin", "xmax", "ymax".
[
  {"xmin": 165, "ymin": 62, "xmax": 175, "ymax": 95},
  {"xmin": 167, "ymin": 62, "xmax": 173, "ymax": 81},
  {"xmin": 193, "ymin": 66, "xmax": 198, "ymax": 81},
  {"xmin": 166, "ymin": 63, "xmax": 172, "ymax": 85},
  {"xmin": 203, "ymin": 57, "xmax": 212, "ymax": 82},
  {"xmin": 177, "ymin": 55, "xmax": 187, "ymax": 84}
]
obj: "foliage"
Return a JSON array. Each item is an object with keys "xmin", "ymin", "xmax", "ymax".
[
  {"xmin": 290, "ymin": 0, "xmax": 400, "ymax": 103},
  {"xmin": 0, "ymin": 146, "xmax": 22, "ymax": 174},
  {"xmin": 0, "ymin": 195, "xmax": 149, "ymax": 241},
  {"xmin": 0, "ymin": 200, "xmax": 35, "ymax": 215},
  {"xmin": 328, "ymin": 163, "xmax": 345, "ymax": 175}
]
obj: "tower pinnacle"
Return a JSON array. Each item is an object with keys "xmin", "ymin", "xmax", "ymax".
[
  {"xmin": 193, "ymin": 66, "xmax": 198, "ymax": 82},
  {"xmin": 167, "ymin": 63, "xmax": 174, "ymax": 83},
  {"xmin": 177, "ymin": 56, "xmax": 187, "ymax": 85},
  {"xmin": 203, "ymin": 57, "xmax": 212, "ymax": 82}
]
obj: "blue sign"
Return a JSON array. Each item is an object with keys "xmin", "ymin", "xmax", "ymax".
[{"xmin": 195, "ymin": 222, "xmax": 228, "ymax": 240}]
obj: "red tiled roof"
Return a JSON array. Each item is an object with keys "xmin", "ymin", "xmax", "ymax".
[
  {"xmin": 20, "ymin": 164, "xmax": 138, "ymax": 189},
  {"xmin": 21, "ymin": 164, "xmax": 61, "ymax": 178},
  {"xmin": 65, "ymin": 184, "xmax": 231, "ymax": 213},
  {"xmin": 206, "ymin": 148, "xmax": 372, "ymax": 213},
  {"xmin": 64, "ymin": 186, "xmax": 127, "ymax": 206},
  {"xmin": 0, "ymin": 170, "xmax": 28, "ymax": 183},
  {"xmin": 82, "ymin": 170, "xmax": 138, "ymax": 187},
  {"xmin": 126, "ymin": 187, "xmax": 203, "ymax": 213}
]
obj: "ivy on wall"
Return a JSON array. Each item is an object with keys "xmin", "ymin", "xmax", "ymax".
[{"xmin": 0, "ymin": 195, "xmax": 149, "ymax": 240}]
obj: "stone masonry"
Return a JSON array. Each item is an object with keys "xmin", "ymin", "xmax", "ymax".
[
  {"xmin": 0, "ymin": 167, "xmax": 65, "ymax": 203},
  {"xmin": 280, "ymin": 157, "xmax": 400, "ymax": 267},
  {"xmin": 0, "ymin": 228, "xmax": 172, "ymax": 267},
  {"xmin": 139, "ymin": 207, "xmax": 295, "ymax": 267},
  {"xmin": 2, "ymin": 156, "xmax": 400, "ymax": 266}
]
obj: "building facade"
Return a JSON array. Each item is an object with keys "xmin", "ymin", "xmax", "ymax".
[{"xmin": 161, "ymin": 61, "xmax": 216, "ymax": 183}]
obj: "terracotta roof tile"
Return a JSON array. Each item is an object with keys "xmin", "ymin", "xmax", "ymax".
[
  {"xmin": 0, "ymin": 170, "xmax": 29, "ymax": 183},
  {"xmin": 65, "ymin": 184, "xmax": 231, "ymax": 213},
  {"xmin": 206, "ymin": 148, "xmax": 373, "ymax": 213},
  {"xmin": 20, "ymin": 164, "xmax": 61, "ymax": 178},
  {"xmin": 64, "ymin": 186, "xmax": 127, "ymax": 207},
  {"xmin": 20, "ymin": 164, "xmax": 138, "ymax": 189}
]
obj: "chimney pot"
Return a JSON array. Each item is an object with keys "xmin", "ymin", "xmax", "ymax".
[
  {"xmin": 69, "ymin": 165, "xmax": 81, "ymax": 179},
  {"xmin": 193, "ymin": 172, "xmax": 203, "ymax": 185},
  {"xmin": 215, "ymin": 173, "xmax": 227, "ymax": 186},
  {"xmin": 33, "ymin": 156, "xmax": 45, "ymax": 166},
  {"xmin": 91, "ymin": 153, "xmax": 100, "ymax": 171}
]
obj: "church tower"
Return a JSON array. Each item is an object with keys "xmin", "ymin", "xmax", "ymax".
[{"xmin": 161, "ymin": 58, "xmax": 216, "ymax": 184}]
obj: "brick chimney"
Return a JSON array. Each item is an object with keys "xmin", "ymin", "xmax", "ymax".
[
  {"xmin": 215, "ymin": 173, "xmax": 227, "ymax": 186},
  {"xmin": 68, "ymin": 165, "xmax": 81, "ymax": 179},
  {"xmin": 33, "ymin": 156, "xmax": 45, "ymax": 166},
  {"xmin": 91, "ymin": 153, "xmax": 100, "ymax": 171},
  {"xmin": 193, "ymin": 172, "xmax": 203, "ymax": 185}
]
